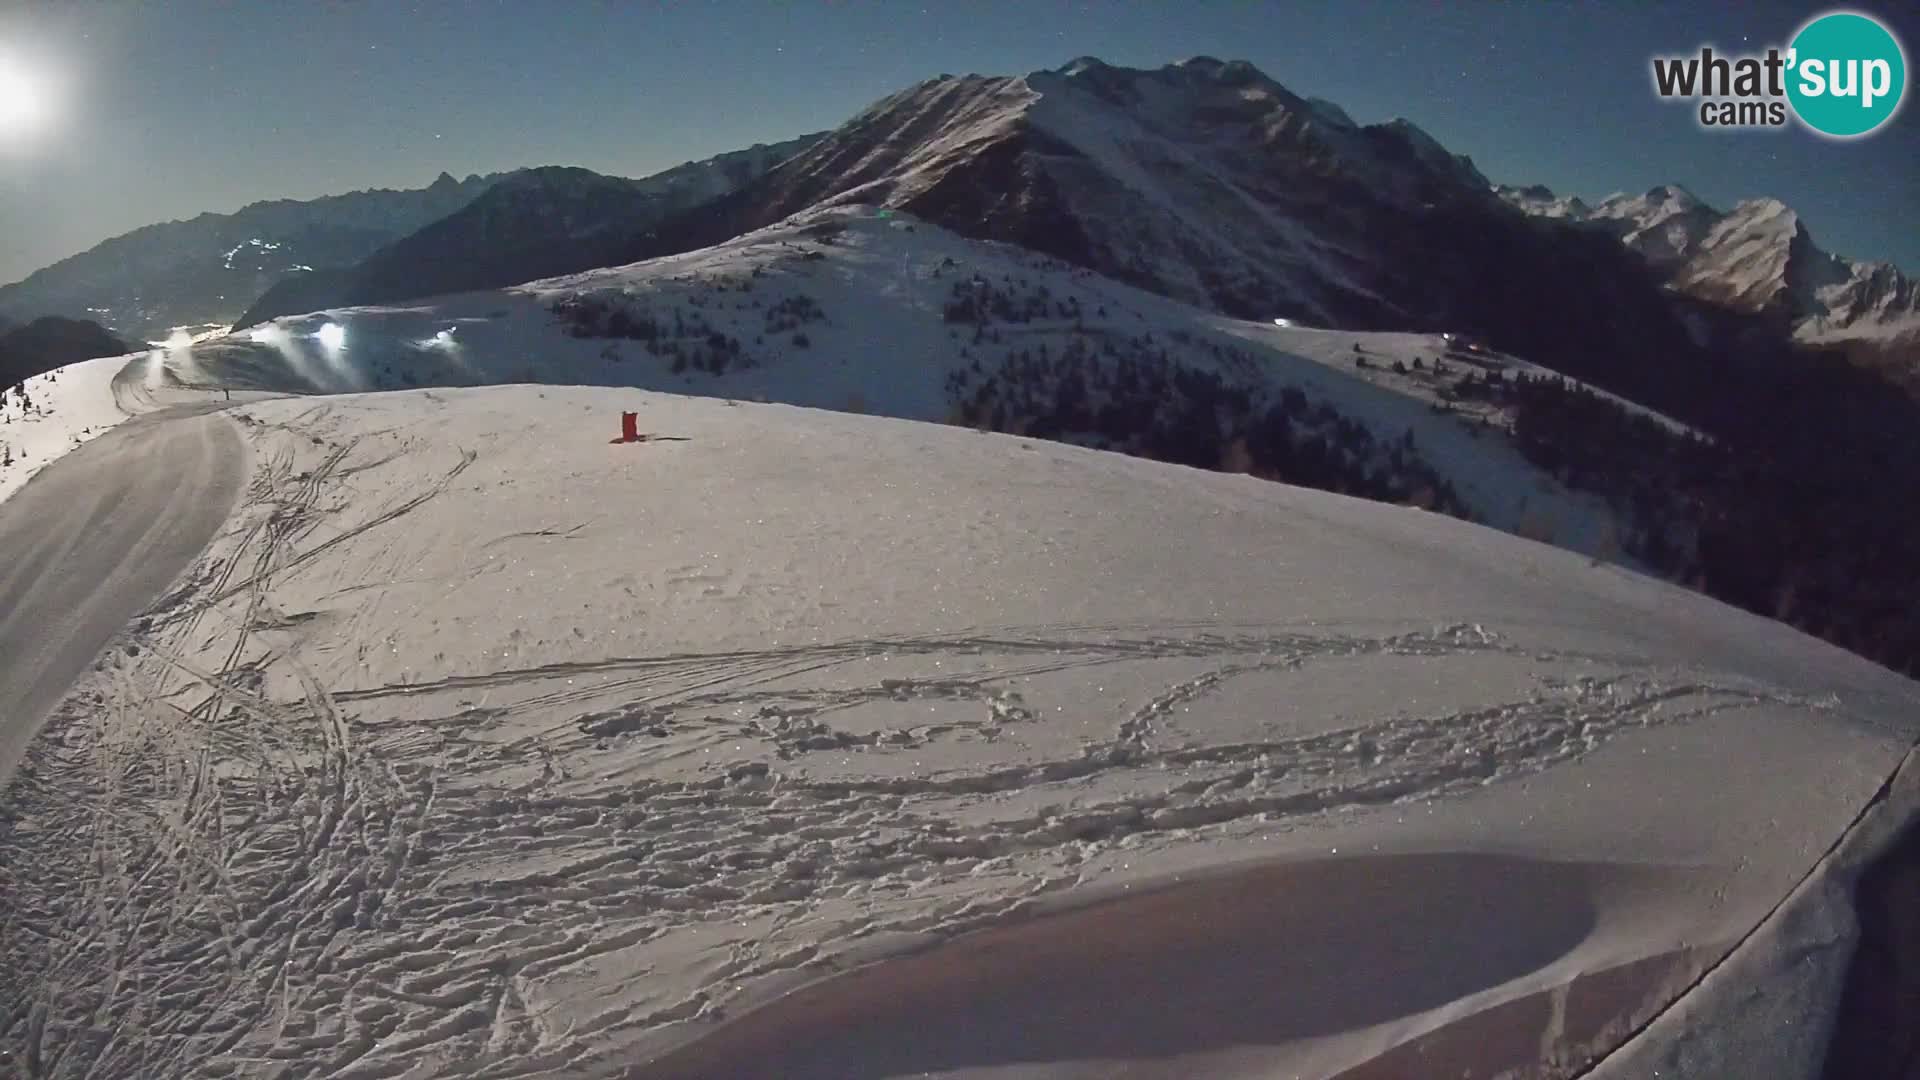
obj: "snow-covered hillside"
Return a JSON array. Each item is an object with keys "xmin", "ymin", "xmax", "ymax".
[
  {"xmin": 1, "ymin": 382, "xmax": 1912, "ymax": 1078},
  {"xmin": 181, "ymin": 206, "xmax": 1665, "ymax": 563},
  {"xmin": 0, "ymin": 355, "xmax": 130, "ymax": 504}
]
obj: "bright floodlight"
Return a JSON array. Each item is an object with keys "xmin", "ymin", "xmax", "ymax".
[
  {"xmin": 0, "ymin": 55, "xmax": 51, "ymax": 140},
  {"xmin": 316, "ymin": 323, "xmax": 346, "ymax": 350}
]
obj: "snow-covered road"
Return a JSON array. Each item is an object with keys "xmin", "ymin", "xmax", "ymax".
[{"xmin": 0, "ymin": 402, "xmax": 246, "ymax": 788}]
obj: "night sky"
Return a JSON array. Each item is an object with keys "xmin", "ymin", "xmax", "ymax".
[{"xmin": 2, "ymin": 0, "xmax": 1914, "ymax": 287}]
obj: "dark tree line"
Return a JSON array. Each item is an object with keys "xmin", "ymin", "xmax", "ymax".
[
  {"xmin": 1499, "ymin": 361, "xmax": 1920, "ymax": 677},
  {"xmin": 945, "ymin": 307, "xmax": 1465, "ymax": 517},
  {"xmin": 548, "ymin": 291, "xmax": 797, "ymax": 377}
]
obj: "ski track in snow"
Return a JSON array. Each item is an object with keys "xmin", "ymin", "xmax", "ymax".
[
  {"xmin": 0, "ymin": 397, "xmax": 1843, "ymax": 1076},
  {"xmin": 0, "ymin": 388, "xmax": 1905, "ymax": 1079}
]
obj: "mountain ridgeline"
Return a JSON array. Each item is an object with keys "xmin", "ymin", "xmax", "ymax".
[
  {"xmin": 521, "ymin": 59, "xmax": 1720, "ymax": 413},
  {"xmin": 208, "ymin": 57, "xmax": 1713, "ymax": 403},
  {"xmin": 0, "ymin": 173, "xmax": 512, "ymax": 342},
  {"xmin": 8, "ymin": 56, "xmax": 1920, "ymax": 673},
  {"xmin": 18, "ymin": 56, "xmax": 1908, "ymax": 414},
  {"xmin": 0, "ymin": 317, "xmax": 131, "ymax": 387},
  {"xmin": 1498, "ymin": 183, "xmax": 1920, "ymax": 390},
  {"xmin": 234, "ymin": 137, "xmax": 823, "ymax": 329}
]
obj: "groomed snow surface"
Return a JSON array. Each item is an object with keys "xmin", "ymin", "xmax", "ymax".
[{"xmin": 1, "ymin": 383, "xmax": 1914, "ymax": 1078}]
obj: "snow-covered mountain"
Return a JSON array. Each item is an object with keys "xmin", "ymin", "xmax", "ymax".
[
  {"xmin": 1497, "ymin": 182, "xmax": 1920, "ymax": 382},
  {"xmin": 29, "ymin": 58, "xmax": 1708, "ymax": 395},
  {"xmin": 1587, "ymin": 185, "xmax": 1723, "ymax": 272},
  {"xmin": 236, "ymin": 137, "xmax": 823, "ymax": 328},
  {"xmin": 562, "ymin": 58, "xmax": 1699, "ymax": 390},
  {"xmin": 1496, "ymin": 183, "xmax": 1593, "ymax": 221},
  {"xmin": 182, "ymin": 205, "xmax": 1676, "ymax": 566},
  {"xmin": 1667, "ymin": 198, "xmax": 1852, "ymax": 315},
  {"xmin": 0, "ymin": 172, "xmax": 512, "ymax": 341}
]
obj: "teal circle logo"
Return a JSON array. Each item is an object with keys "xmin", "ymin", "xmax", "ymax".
[{"xmin": 1786, "ymin": 11, "xmax": 1906, "ymax": 137}]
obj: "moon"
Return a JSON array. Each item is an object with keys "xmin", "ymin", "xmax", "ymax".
[{"xmin": 0, "ymin": 55, "xmax": 52, "ymax": 141}]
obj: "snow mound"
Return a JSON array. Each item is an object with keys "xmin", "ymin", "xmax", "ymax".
[{"xmin": 2, "ymin": 384, "xmax": 1912, "ymax": 1078}]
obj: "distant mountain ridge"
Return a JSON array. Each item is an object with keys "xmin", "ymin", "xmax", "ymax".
[
  {"xmin": 0, "ymin": 173, "xmax": 517, "ymax": 341},
  {"xmin": 1496, "ymin": 182, "xmax": 1920, "ymax": 385},
  {"xmin": 235, "ymin": 136, "xmax": 823, "ymax": 328},
  {"xmin": 17, "ymin": 54, "xmax": 1908, "ymax": 406},
  {"xmin": 0, "ymin": 317, "xmax": 130, "ymax": 387}
]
